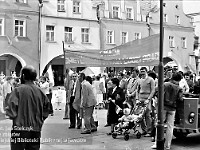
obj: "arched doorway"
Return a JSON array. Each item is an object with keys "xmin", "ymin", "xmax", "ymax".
[
  {"xmin": 163, "ymin": 57, "xmax": 178, "ymax": 69},
  {"xmin": 0, "ymin": 54, "xmax": 24, "ymax": 77}
]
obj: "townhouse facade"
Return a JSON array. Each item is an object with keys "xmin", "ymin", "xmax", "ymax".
[
  {"xmin": 0, "ymin": 0, "xmax": 39, "ymax": 76},
  {"xmin": 40, "ymin": 0, "xmax": 100, "ymax": 85},
  {"xmin": 0, "ymin": 0, "xmax": 197, "ymax": 81},
  {"xmin": 98, "ymin": 0, "xmax": 195, "ymax": 72}
]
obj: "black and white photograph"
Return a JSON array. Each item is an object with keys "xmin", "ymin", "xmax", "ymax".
[{"xmin": 0, "ymin": 0, "xmax": 200, "ymax": 150}]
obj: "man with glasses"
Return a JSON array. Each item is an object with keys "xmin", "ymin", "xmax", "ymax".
[{"xmin": 136, "ymin": 67, "xmax": 155, "ymax": 137}]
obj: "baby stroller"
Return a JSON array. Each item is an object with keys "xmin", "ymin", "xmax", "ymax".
[{"xmin": 112, "ymin": 101, "xmax": 149, "ymax": 141}]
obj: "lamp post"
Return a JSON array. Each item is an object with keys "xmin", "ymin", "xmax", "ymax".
[
  {"xmin": 157, "ymin": 0, "xmax": 165, "ymax": 149},
  {"xmin": 38, "ymin": 0, "xmax": 43, "ymax": 76}
]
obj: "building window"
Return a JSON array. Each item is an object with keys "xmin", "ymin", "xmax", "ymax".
[
  {"xmin": 14, "ymin": 19, "xmax": 26, "ymax": 37},
  {"xmin": 169, "ymin": 36, "xmax": 175, "ymax": 47},
  {"xmin": 81, "ymin": 28, "xmax": 89, "ymax": 43},
  {"xmin": 0, "ymin": 18, "xmax": 4, "ymax": 36},
  {"xmin": 64, "ymin": 27, "xmax": 73, "ymax": 43},
  {"xmin": 135, "ymin": 32, "xmax": 141, "ymax": 40},
  {"xmin": 57, "ymin": 0, "xmax": 65, "ymax": 12},
  {"xmin": 73, "ymin": 1, "xmax": 80, "ymax": 13},
  {"xmin": 175, "ymin": 15, "xmax": 180, "ymax": 24},
  {"xmin": 113, "ymin": 6, "xmax": 119, "ymax": 18},
  {"xmin": 121, "ymin": 32, "xmax": 128, "ymax": 44},
  {"xmin": 107, "ymin": 30, "xmax": 114, "ymax": 44},
  {"xmin": 181, "ymin": 37, "xmax": 187, "ymax": 48},
  {"xmin": 164, "ymin": 14, "xmax": 168, "ymax": 22},
  {"xmin": 16, "ymin": 0, "xmax": 27, "ymax": 3},
  {"xmin": 46, "ymin": 25, "xmax": 54, "ymax": 42},
  {"xmin": 126, "ymin": 8, "xmax": 132, "ymax": 19}
]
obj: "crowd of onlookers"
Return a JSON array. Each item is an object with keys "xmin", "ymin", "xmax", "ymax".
[
  {"xmin": 62, "ymin": 66, "xmax": 200, "ymax": 149},
  {"xmin": 2, "ymin": 66, "xmax": 200, "ymax": 150}
]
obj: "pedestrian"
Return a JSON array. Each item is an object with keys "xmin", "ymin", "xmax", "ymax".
[
  {"xmin": 106, "ymin": 77, "xmax": 125, "ymax": 135},
  {"xmin": 6, "ymin": 65, "xmax": 50, "ymax": 150},
  {"xmin": 72, "ymin": 74, "xmax": 83, "ymax": 129},
  {"xmin": 178, "ymin": 71, "xmax": 189, "ymax": 93},
  {"xmin": 79, "ymin": 73, "xmax": 97, "ymax": 134},
  {"xmin": 39, "ymin": 76, "xmax": 53, "ymax": 115},
  {"xmin": 63, "ymin": 69, "xmax": 70, "ymax": 119},
  {"xmin": 126, "ymin": 68, "xmax": 140, "ymax": 109},
  {"xmin": 136, "ymin": 67, "xmax": 155, "ymax": 137},
  {"xmin": 2, "ymin": 76, "xmax": 14, "ymax": 118},
  {"xmin": 93, "ymin": 75, "xmax": 105, "ymax": 109},
  {"xmin": 151, "ymin": 72, "xmax": 183, "ymax": 150},
  {"xmin": 0, "ymin": 76, "xmax": 4, "ymax": 114},
  {"xmin": 68, "ymin": 73, "xmax": 80, "ymax": 129},
  {"xmin": 104, "ymin": 74, "xmax": 113, "ymax": 127}
]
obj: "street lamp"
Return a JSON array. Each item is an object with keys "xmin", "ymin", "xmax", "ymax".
[
  {"xmin": 157, "ymin": 0, "xmax": 165, "ymax": 149},
  {"xmin": 38, "ymin": 0, "xmax": 43, "ymax": 76}
]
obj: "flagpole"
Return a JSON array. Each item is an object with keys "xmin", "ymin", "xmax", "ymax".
[{"xmin": 157, "ymin": 0, "xmax": 164, "ymax": 149}]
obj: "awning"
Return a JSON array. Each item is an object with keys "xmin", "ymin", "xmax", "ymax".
[{"xmin": 64, "ymin": 34, "xmax": 160, "ymax": 67}]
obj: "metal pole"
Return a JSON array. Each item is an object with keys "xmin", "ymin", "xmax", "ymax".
[
  {"xmin": 62, "ymin": 41, "xmax": 67, "ymax": 78},
  {"xmin": 38, "ymin": 1, "xmax": 43, "ymax": 76},
  {"xmin": 157, "ymin": 0, "xmax": 165, "ymax": 149}
]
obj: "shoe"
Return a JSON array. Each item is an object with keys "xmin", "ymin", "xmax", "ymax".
[
  {"xmin": 63, "ymin": 117, "xmax": 69, "ymax": 120},
  {"xmin": 106, "ymin": 132, "xmax": 113, "ymax": 135},
  {"xmin": 50, "ymin": 113, "xmax": 54, "ymax": 116},
  {"xmin": 77, "ymin": 126, "xmax": 81, "ymax": 129},
  {"xmin": 151, "ymin": 143, "xmax": 157, "ymax": 149},
  {"xmin": 59, "ymin": 109, "xmax": 62, "ymax": 111},
  {"xmin": 144, "ymin": 133, "xmax": 151, "ymax": 137},
  {"xmin": 91, "ymin": 128, "xmax": 97, "ymax": 132},
  {"xmin": 104, "ymin": 124, "xmax": 111, "ymax": 127},
  {"xmin": 68, "ymin": 126, "xmax": 75, "ymax": 129},
  {"xmin": 81, "ymin": 130, "xmax": 91, "ymax": 134}
]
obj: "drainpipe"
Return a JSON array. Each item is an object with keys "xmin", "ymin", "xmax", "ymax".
[{"xmin": 38, "ymin": 0, "xmax": 43, "ymax": 76}]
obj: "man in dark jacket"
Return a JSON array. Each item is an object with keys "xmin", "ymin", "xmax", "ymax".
[
  {"xmin": 6, "ymin": 65, "xmax": 50, "ymax": 150},
  {"xmin": 152, "ymin": 72, "xmax": 183, "ymax": 150}
]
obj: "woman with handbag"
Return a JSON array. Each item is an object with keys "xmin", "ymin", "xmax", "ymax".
[{"xmin": 106, "ymin": 78, "xmax": 125, "ymax": 135}]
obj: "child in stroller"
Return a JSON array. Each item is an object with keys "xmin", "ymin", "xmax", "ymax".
[{"xmin": 112, "ymin": 101, "xmax": 148, "ymax": 141}]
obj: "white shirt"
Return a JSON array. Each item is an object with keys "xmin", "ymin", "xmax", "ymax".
[{"xmin": 179, "ymin": 78, "xmax": 189, "ymax": 93}]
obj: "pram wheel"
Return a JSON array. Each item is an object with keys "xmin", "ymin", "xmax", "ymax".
[
  {"xmin": 136, "ymin": 132, "xmax": 141, "ymax": 139},
  {"xmin": 112, "ymin": 132, "xmax": 117, "ymax": 139},
  {"xmin": 124, "ymin": 134, "xmax": 129, "ymax": 141}
]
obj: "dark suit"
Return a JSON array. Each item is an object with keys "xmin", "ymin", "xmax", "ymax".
[
  {"xmin": 107, "ymin": 86, "xmax": 125, "ymax": 124},
  {"xmin": 70, "ymin": 80, "xmax": 82, "ymax": 128}
]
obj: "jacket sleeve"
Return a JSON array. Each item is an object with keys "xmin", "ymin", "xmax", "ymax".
[
  {"xmin": 115, "ymin": 88, "xmax": 125, "ymax": 108},
  {"xmin": 6, "ymin": 89, "xmax": 18, "ymax": 119},
  {"xmin": 80, "ymin": 84, "xmax": 87, "ymax": 107}
]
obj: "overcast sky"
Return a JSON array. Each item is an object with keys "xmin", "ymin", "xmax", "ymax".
[{"xmin": 183, "ymin": 0, "xmax": 200, "ymax": 14}]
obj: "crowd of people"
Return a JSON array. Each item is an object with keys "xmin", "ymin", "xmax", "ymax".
[
  {"xmin": 1, "ymin": 65, "xmax": 200, "ymax": 150},
  {"xmin": 63, "ymin": 66, "xmax": 200, "ymax": 150}
]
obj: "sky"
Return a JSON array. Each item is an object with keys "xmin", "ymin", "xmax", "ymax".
[{"xmin": 183, "ymin": 0, "xmax": 200, "ymax": 14}]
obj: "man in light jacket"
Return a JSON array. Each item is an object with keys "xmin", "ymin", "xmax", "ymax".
[{"xmin": 79, "ymin": 73, "xmax": 97, "ymax": 134}]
